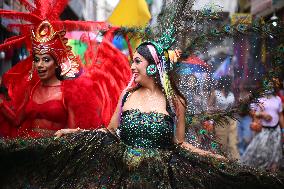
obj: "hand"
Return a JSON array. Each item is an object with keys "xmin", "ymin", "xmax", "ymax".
[
  {"xmin": 97, "ymin": 128, "xmax": 108, "ymax": 133},
  {"xmin": 54, "ymin": 127, "xmax": 82, "ymax": 139},
  {"xmin": 209, "ymin": 153, "xmax": 227, "ymax": 161},
  {"xmin": 261, "ymin": 112, "xmax": 272, "ymax": 121},
  {"xmin": 98, "ymin": 127, "xmax": 117, "ymax": 135},
  {"xmin": 203, "ymin": 120, "xmax": 214, "ymax": 132}
]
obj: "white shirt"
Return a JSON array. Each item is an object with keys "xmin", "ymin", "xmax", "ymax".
[
  {"xmin": 214, "ymin": 90, "xmax": 235, "ymax": 110},
  {"xmin": 251, "ymin": 96, "xmax": 282, "ymax": 127}
]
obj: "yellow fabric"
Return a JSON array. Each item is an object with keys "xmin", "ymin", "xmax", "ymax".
[
  {"xmin": 168, "ymin": 50, "xmax": 181, "ymax": 63},
  {"xmin": 108, "ymin": 0, "xmax": 151, "ymax": 27},
  {"xmin": 163, "ymin": 73, "xmax": 174, "ymax": 98}
]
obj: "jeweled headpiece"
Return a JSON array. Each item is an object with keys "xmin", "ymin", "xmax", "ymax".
[
  {"xmin": 137, "ymin": 26, "xmax": 176, "ymax": 112},
  {"xmin": 31, "ymin": 20, "xmax": 79, "ymax": 78}
]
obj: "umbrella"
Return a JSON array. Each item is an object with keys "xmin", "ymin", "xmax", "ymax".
[{"xmin": 178, "ymin": 55, "xmax": 209, "ymax": 75}]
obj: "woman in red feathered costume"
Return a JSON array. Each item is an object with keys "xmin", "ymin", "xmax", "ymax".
[{"xmin": 0, "ymin": 0, "xmax": 131, "ymax": 138}]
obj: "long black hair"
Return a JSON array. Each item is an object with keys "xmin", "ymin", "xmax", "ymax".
[
  {"xmin": 55, "ymin": 65, "xmax": 64, "ymax": 81},
  {"xmin": 136, "ymin": 44, "xmax": 187, "ymax": 108}
]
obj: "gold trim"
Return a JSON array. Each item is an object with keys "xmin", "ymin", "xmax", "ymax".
[{"xmin": 33, "ymin": 20, "xmax": 56, "ymax": 43}]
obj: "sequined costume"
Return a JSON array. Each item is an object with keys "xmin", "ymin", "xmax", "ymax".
[
  {"xmin": 0, "ymin": 91, "xmax": 283, "ymax": 189},
  {"xmin": 120, "ymin": 109, "xmax": 174, "ymax": 149}
]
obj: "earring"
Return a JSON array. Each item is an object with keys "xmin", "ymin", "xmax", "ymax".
[
  {"xmin": 146, "ymin": 64, "xmax": 157, "ymax": 76},
  {"xmin": 28, "ymin": 62, "xmax": 35, "ymax": 81},
  {"xmin": 55, "ymin": 66, "xmax": 62, "ymax": 75}
]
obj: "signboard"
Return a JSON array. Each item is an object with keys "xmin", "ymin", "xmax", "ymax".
[{"xmin": 231, "ymin": 13, "xmax": 252, "ymax": 25}]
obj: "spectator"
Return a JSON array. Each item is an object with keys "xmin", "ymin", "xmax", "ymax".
[
  {"xmin": 208, "ymin": 75, "xmax": 240, "ymax": 159},
  {"xmin": 241, "ymin": 82, "xmax": 284, "ymax": 171},
  {"xmin": 237, "ymin": 85, "xmax": 253, "ymax": 156}
]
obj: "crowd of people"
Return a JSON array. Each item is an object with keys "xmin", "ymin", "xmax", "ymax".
[
  {"xmin": 180, "ymin": 71, "xmax": 284, "ymax": 172},
  {"xmin": 198, "ymin": 76, "xmax": 284, "ymax": 172},
  {"xmin": 240, "ymin": 81, "xmax": 284, "ymax": 171}
]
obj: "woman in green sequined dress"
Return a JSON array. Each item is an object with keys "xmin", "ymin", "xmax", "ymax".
[{"xmin": 0, "ymin": 42, "xmax": 283, "ymax": 189}]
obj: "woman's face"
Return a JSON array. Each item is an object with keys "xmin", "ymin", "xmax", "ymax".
[
  {"xmin": 131, "ymin": 51, "xmax": 150, "ymax": 83},
  {"xmin": 33, "ymin": 53, "xmax": 57, "ymax": 81}
]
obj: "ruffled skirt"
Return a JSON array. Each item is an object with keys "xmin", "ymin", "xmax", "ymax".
[
  {"xmin": 0, "ymin": 130, "xmax": 283, "ymax": 189},
  {"xmin": 241, "ymin": 126, "xmax": 282, "ymax": 170}
]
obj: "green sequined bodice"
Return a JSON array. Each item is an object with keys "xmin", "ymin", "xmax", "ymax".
[{"xmin": 120, "ymin": 109, "xmax": 174, "ymax": 149}]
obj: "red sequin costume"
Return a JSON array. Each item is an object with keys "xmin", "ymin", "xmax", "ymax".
[{"xmin": 0, "ymin": 0, "xmax": 131, "ymax": 138}]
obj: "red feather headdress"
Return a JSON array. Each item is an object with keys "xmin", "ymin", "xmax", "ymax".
[{"xmin": 0, "ymin": 0, "xmax": 110, "ymax": 78}]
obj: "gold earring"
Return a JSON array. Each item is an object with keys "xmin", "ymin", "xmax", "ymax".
[{"xmin": 28, "ymin": 62, "xmax": 35, "ymax": 81}]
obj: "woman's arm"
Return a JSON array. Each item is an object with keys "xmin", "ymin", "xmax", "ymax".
[
  {"xmin": 107, "ymin": 90, "xmax": 127, "ymax": 133},
  {"xmin": 181, "ymin": 142, "xmax": 226, "ymax": 160},
  {"xmin": 280, "ymin": 112, "xmax": 284, "ymax": 128},
  {"xmin": 173, "ymin": 95, "xmax": 226, "ymax": 160},
  {"xmin": 254, "ymin": 111, "xmax": 272, "ymax": 121},
  {"xmin": 54, "ymin": 106, "xmax": 83, "ymax": 138},
  {"xmin": 173, "ymin": 96, "xmax": 186, "ymax": 143}
]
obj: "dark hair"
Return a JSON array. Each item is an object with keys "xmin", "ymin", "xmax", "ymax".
[
  {"xmin": 136, "ymin": 44, "xmax": 187, "ymax": 108},
  {"xmin": 49, "ymin": 54, "xmax": 64, "ymax": 81},
  {"xmin": 55, "ymin": 66, "xmax": 64, "ymax": 81},
  {"xmin": 217, "ymin": 75, "xmax": 232, "ymax": 95},
  {"xmin": 136, "ymin": 44, "xmax": 156, "ymax": 65}
]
